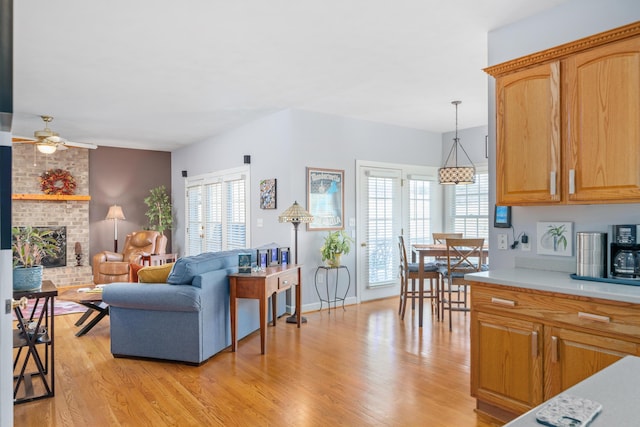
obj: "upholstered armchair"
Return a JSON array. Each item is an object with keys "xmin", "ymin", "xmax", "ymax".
[{"xmin": 92, "ymin": 230, "xmax": 167, "ymax": 284}]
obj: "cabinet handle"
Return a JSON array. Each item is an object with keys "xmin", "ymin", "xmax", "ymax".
[
  {"xmin": 550, "ymin": 171, "xmax": 556, "ymax": 196},
  {"xmin": 490, "ymin": 297, "xmax": 516, "ymax": 307},
  {"xmin": 569, "ymin": 169, "xmax": 575, "ymax": 194},
  {"xmin": 531, "ymin": 331, "xmax": 538, "ymax": 359},
  {"xmin": 551, "ymin": 336, "xmax": 558, "ymax": 363},
  {"xmin": 578, "ymin": 311, "xmax": 610, "ymax": 323}
]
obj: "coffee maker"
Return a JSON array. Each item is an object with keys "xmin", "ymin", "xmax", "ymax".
[{"xmin": 610, "ymin": 225, "xmax": 640, "ymax": 279}]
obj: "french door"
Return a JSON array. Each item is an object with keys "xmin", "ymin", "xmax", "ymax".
[{"xmin": 356, "ymin": 161, "xmax": 441, "ymax": 302}]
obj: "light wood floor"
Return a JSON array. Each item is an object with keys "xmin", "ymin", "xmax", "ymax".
[{"xmin": 14, "ymin": 297, "xmax": 502, "ymax": 427}]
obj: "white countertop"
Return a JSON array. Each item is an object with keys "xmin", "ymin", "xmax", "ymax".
[
  {"xmin": 504, "ymin": 356, "xmax": 640, "ymax": 426},
  {"xmin": 466, "ymin": 268, "xmax": 640, "ymax": 304}
]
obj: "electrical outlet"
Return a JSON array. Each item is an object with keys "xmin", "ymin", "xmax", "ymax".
[
  {"xmin": 498, "ymin": 234, "xmax": 508, "ymax": 250},
  {"xmin": 521, "ymin": 242, "xmax": 531, "ymax": 251}
]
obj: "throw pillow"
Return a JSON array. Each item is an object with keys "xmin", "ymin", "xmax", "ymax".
[{"xmin": 137, "ymin": 262, "xmax": 175, "ymax": 283}]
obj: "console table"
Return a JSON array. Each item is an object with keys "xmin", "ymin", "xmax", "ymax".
[
  {"xmin": 229, "ymin": 264, "xmax": 302, "ymax": 354},
  {"xmin": 314, "ymin": 265, "xmax": 350, "ymax": 313},
  {"xmin": 13, "ymin": 280, "xmax": 57, "ymax": 404}
]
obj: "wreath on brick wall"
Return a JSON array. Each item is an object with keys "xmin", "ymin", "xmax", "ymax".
[{"xmin": 39, "ymin": 168, "xmax": 77, "ymax": 195}]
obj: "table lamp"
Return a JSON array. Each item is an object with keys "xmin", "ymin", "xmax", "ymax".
[
  {"xmin": 278, "ymin": 200, "xmax": 314, "ymax": 323},
  {"xmin": 106, "ymin": 205, "xmax": 126, "ymax": 252}
]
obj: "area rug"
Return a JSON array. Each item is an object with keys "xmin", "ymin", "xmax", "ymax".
[{"xmin": 12, "ymin": 297, "xmax": 86, "ymax": 320}]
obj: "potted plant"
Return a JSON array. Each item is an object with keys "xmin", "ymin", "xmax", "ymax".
[
  {"xmin": 320, "ymin": 230, "xmax": 354, "ymax": 267},
  {"xmin": 144, "ymin": 185, "xmax": 173, "ymax": 235},
  {"xmin": 12, "ymin": 226, "xmax": 60, "ymax": 291}
]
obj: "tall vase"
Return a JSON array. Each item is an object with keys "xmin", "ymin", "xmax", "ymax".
[{"xmin": 13, "ymin": 265, "xmax": 44, "ymax": 292}]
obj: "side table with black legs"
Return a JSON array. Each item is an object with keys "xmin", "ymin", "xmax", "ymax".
[
  {"xmin": 13, "ymin": 280, "xmax": 57, "ymax": 404},
  {"xmin": 314, "ymin": 265, "xmax": 350, "ymax": 313}
]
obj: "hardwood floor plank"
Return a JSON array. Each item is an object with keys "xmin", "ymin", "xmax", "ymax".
[{"xmin": 14, "ymin": 298, "xmax": 501, "ymax": 426}]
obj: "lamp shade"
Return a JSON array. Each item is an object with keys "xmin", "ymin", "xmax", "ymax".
[
  {"xmin": 278, "ymin": 201, "xmax": 313, "ymax": 224},
  {"xmin": 438, "ymin": 166, "xmax": 476, "ymax": 185},
  {"xmin": 106, "ymin": 205, "xmax": 126, "ymax": 221}
]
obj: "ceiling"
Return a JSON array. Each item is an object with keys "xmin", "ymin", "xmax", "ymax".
[{"xmin": 11, "ymin": 1, "xmax": 569, "ymax": 152}]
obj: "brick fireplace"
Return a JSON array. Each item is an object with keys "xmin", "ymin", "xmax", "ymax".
[{"xmin": 12, "ymin": 143, "xmax": 93, "ymax": 286}]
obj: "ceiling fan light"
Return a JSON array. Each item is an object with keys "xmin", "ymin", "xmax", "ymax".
[{"xmin": 37, "ymin": 143, "xmax": 57, "ymax": 154}]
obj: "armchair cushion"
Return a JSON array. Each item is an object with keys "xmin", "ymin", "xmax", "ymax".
[{"xmin": 138, "ymin": 262, "xmax": 175, "ymax": 283}]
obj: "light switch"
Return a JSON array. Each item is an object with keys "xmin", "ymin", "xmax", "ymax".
[
  {"xmin": 257, "ymin": 218, "xmax": 263, "ymax": 228},
  {"xmin": 349, "ymin": 217, "xmax": 356, "ymax": 227},
  {"xmin": 498, "ymin": 234, "xmax": 508, "ymax": 250}
]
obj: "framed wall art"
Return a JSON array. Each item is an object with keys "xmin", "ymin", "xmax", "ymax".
[
  {"xmin": 259, "ymin": 178, "xmax": 277, "ymax": 209},
  {"xmin": 307, "ymin": 167, "xmax": 344, "ymax": 231},
  {"xmin": 537, "ymin": 221, "xmax": 573, "ymax": 256}
]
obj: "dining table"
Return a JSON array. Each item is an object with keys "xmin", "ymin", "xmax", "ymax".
[{"xmin": 411, "ymin": 243, "xmax": 489, "ymax": 326}]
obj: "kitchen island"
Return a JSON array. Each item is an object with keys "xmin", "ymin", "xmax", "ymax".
[
  {"xmin": 466, "ymin": 268, "xmax": 640, "ymax": 423},
  {"xmin": 504, "ymin": 355, "xmax": 640, "ymax": 426}
]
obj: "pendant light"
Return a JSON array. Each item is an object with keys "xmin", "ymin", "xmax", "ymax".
[{"xmin": 438, "ymin": 100, "xmax": 475, "ymax": 185}]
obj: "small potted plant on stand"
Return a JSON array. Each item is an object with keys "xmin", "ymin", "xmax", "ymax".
[
  {"xmin": 12, "ymin": 226, "xmax": 60, "ymax": 291},
  {"xmin": 320, "ymin": 230, "xmax": 354, "ymax": 267}
]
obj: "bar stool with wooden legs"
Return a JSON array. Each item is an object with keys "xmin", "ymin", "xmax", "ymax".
[{"xmin": 398, "ymin": 236, "xmax": 440, "ymax": 326}]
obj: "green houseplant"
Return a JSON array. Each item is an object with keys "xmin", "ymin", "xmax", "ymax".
[
  {"xmin": 320, "ymin": 230, "xmax": 354, "ymax": 267},
  {"xmin": 12, "ymin": 226, "xmax": 60, "ymax": 291},
  {"xmin": 144, "ymin": 185, "xmax": 173, "ymax": 235}
]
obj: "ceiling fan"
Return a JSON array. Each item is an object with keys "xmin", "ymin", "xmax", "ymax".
[{"xmin": 12, "ymin": 115, "xmax": 98, "ymax": 154}]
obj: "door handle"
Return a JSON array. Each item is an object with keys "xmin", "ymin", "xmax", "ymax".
[{"xmin": 360, "ymin": 242, "xmax": 367, "ymax": 247}]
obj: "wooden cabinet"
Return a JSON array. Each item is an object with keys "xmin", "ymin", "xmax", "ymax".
[
  {"xmin": 470, "ymin": 281, "xmax": 640, "ymax": 422},
  {"xmin": 496, "ymin": 62, "xmax": 560, "ymax": 204},
  {"xmin": 488, "ymin": 22, "xmax": 640, "ymax": 205},
  {"xmin": 471, "ymin": 311, "xmax": 543, "ymax": 415},
  {"xmin": 564, "ymin": 37, "xmax": 640, "ymax": 203}
]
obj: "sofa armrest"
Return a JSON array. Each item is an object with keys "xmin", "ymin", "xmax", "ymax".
[{"xmin": 103, "ymin": 283, "xmax": 201, "ymax": 312}]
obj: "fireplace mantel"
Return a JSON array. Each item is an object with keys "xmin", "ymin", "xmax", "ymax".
[{"xmin": 12, "ymin": 193, "xmax": 91, "ymax": 201}]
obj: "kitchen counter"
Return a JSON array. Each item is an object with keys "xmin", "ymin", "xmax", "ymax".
[
  {"xmin": 466, "ymin": 268, "xmax": 640, "ymax": 304},
  {"xmin": 504, "ymin": 355, "xmax": 640, "ymax": 426}
]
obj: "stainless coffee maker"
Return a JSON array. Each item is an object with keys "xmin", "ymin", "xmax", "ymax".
[{"xmin": 610, "ymin": 225, "xmax": 640, "ymax": 279}]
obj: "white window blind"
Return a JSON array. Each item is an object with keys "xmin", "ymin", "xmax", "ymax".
[
  {"xmin": 365, "ymin": 171, "xmax": 401, "ymax": 286},
  {"xmin": 185, "ymin": 168, "xmax": 249, "ymax": 256},
  {"xmin": 407, "ymin": 178, "xmax": 432, "ymax": 248},
  {"xmin": 445, "ymin": 170, "xmax": 489, "ymax": 239}
]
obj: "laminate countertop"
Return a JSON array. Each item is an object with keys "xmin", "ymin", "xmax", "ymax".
[
  {"xmin": 466, "ymin": 268, "xmax": 640, "ymax": 304},
  {"xmin": 504, "ymin": 355, "xmax": 640, "ymax": 426}
]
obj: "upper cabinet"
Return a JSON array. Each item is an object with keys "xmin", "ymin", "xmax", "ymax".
[{"xmin": 487, "ymin": 22, "xmax": 640, "ymax": 205}]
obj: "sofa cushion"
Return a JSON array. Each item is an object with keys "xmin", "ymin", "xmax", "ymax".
[
  {"xmin": 167, "ymin": 249, "xmax": 254, "ymax": 285},
  {"xmin": 138, "ymin": 262, "xmax": 175, "ymax": 283}
]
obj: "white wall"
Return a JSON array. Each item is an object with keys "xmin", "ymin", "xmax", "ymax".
[
  {"xmin": 171, "ymin": 108, "xmax": 442, "ymax": 307},
  {"xmin": 487, "ymin": 0, "xmax": 640, "ymax": 270}
]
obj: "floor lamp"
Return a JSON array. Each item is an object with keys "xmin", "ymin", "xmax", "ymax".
[
  {"xmin": 279, "ymin": 201, "xmax": 314, "ymax": 324},
  {"xmin": 106, "ymin": 205, "xmax": 126, "ymax": 252}
]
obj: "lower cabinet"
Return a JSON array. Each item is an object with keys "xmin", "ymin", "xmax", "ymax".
[
  {"xmin": 471, "ymin": 312, "xmax": 543, "ymax": 415},
  {"xmin": 470, "ymin": 282, "xmax": 640, "ymax": 423}
]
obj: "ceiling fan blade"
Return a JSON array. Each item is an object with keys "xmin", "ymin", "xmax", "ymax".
[
  {"xmin": 63, "ymin": 140, "xmax": 98, "ymax": 150},
  {"xmin": 12, "ymin": 136, "xmax": 38, "ymax": 144}
]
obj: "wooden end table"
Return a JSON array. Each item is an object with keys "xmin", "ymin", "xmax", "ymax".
[
  {"xmin": 228, "ymin": 264, "xmax": 302, "ymax": 354},
  {"xmin": 57, "ymin": 287, "xmax": 108, "ymax": 337}
]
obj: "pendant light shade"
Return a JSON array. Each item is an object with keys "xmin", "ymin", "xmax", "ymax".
[{"xmin": 438, "ymin": 100, "xmax": 475, "ymax": 185}]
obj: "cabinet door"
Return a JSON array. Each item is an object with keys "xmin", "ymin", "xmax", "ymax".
[
  {"xmin": 496, "ymin": 62, "xmax": 561, "ymax": 205},
  {"xmin": 565, "ymin": 37, "xmax": 640, "ymax": 203},
  {"xmin": 471, "ymin": 311, "xmax": 544, "ymax": 414},
  {"xmin": 545, "ymin": 326, "xmax": 640, "ymax": 398}
]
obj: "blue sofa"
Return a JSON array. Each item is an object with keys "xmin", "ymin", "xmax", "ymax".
[{"xmin": 102, "ymin": 249, "xmax": 285, "ymax": 364}]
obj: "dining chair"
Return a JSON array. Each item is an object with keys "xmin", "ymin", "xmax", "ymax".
[
  {"xmin": 431, "ymin": 233, "xmax": 463, "ymax": 264},
  {"xmin": 439, "ymin": 238, "xmax": 486, "ymax": 331},
  {"xmin": 397, "ymin": 236, "xmax": 440, "ymax": 324}
]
